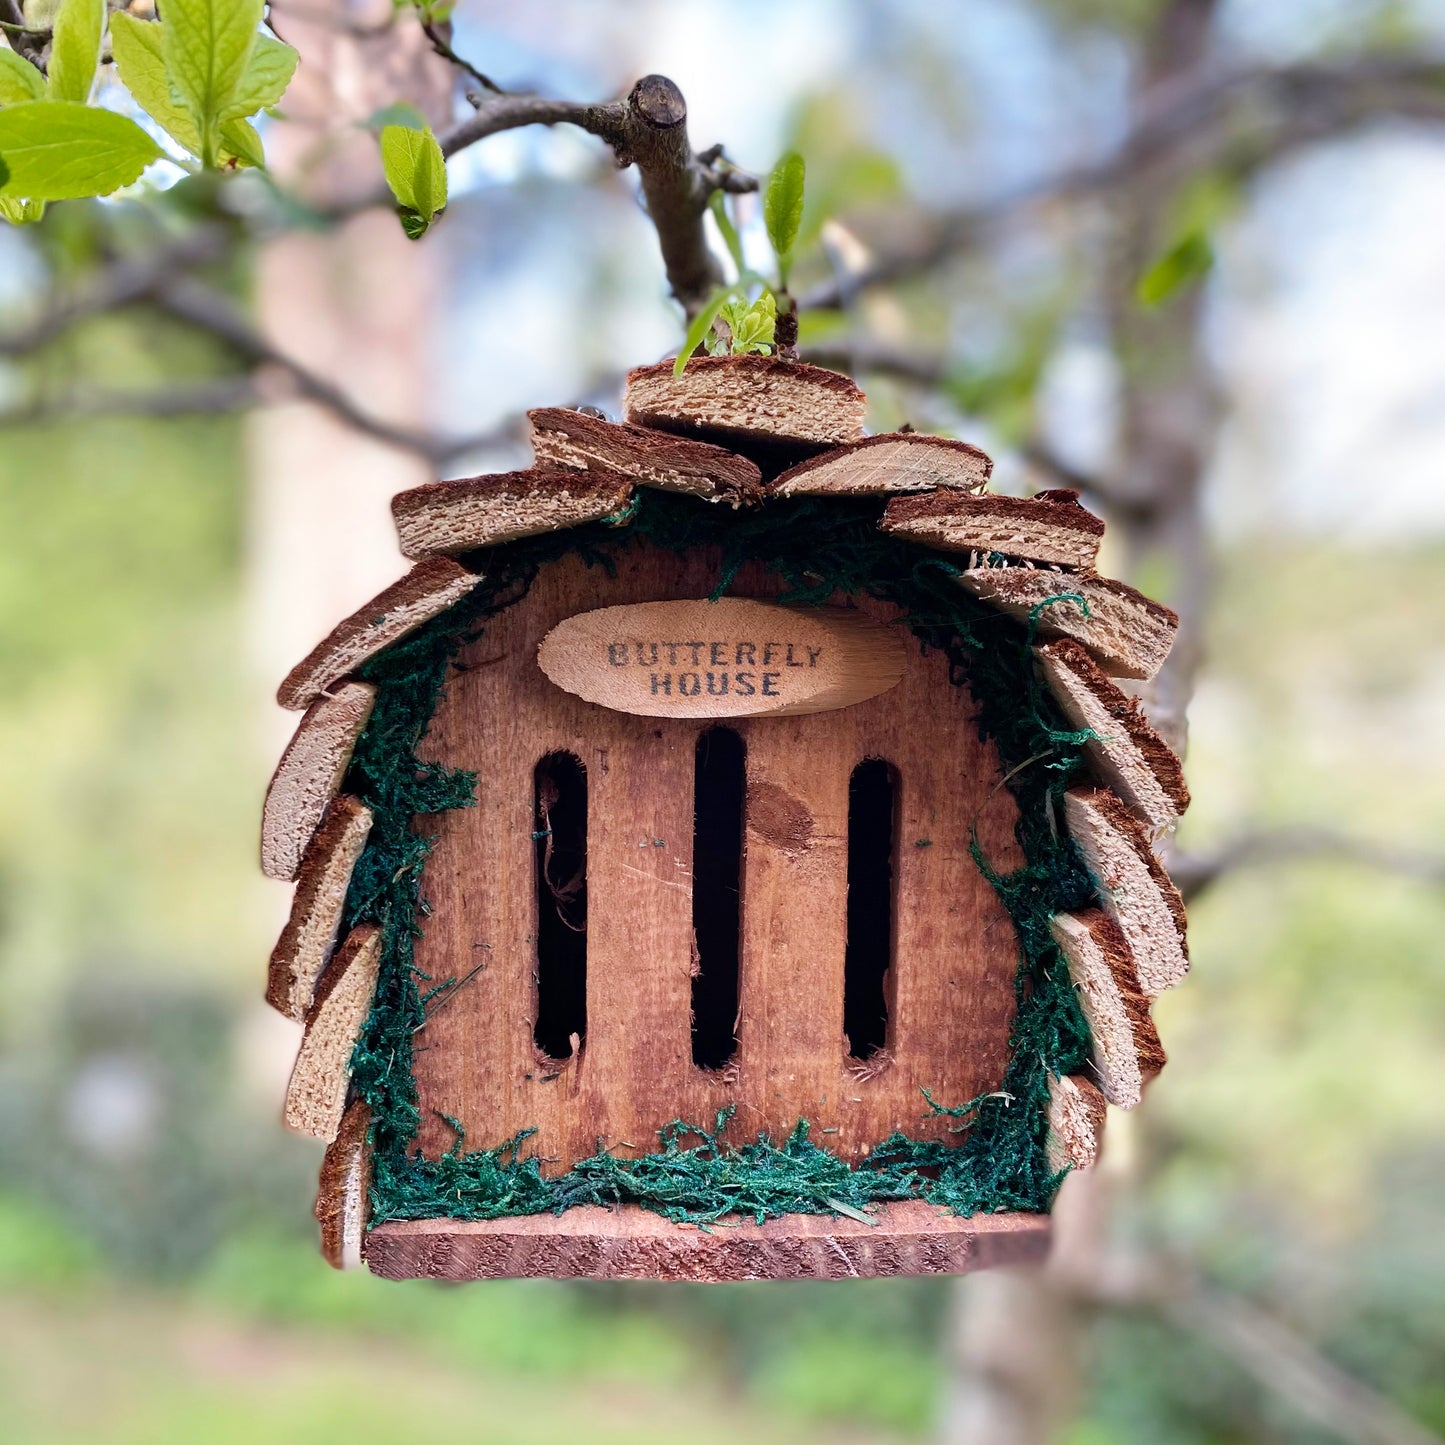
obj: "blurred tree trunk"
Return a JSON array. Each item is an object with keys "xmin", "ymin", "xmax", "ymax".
[
  {"xmin": 242, "ymin": 0, "xmax": 453, "ymax": 1094},
  {"xmin": 940, "ymin": 4, "xmax": 1219, "ymax": 1441}
]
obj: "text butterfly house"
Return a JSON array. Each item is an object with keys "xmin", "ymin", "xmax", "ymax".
[{"xmin": 263, "ymin": 355, "xmax": 1189, "ymax": 1282}]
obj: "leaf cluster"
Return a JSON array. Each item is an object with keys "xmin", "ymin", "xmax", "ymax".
[
  {"xmin": 379, "ymin": 120, "xmax": 448, "ymax": 240},
  {"xmin": 0, "ymin": 0, "xmax": 297, "ymax": 223},
  {"xmin": 675, "ymin": 151, "xmax": 807, "ymax": 375}
]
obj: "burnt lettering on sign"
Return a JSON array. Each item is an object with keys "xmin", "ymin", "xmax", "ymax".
[{"xmin": 537, "ymin": 598, "xmax": 907, "ymax": 720}]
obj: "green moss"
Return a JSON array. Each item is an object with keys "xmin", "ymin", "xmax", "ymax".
[{"xmin": 341, "ymin": 490, "xmax": 1095, "ymax": 1226}]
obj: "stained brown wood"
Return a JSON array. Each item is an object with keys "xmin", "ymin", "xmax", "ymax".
[
  {"xmin": 365, "ymin": 1202, "xmax": 1051, "ymax": 1281},
  {"xmin": 409, "ymin": 542, "xmax": 1024, "ymax": 1174},
  {"xmin": 536, "ymin": 599, "xmax": 907, "ymax": 718},
  {"xmin": 882, "ymin": 488, "xmax": 1105, "ymax": 569}
]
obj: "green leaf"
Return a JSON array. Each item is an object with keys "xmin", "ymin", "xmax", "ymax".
[
  {"xmin": 674, "ymin": 285, "xmax": 736, "ymax": 376},
  {"xmin": 161, "ymin": 0, "xmax": 264, "ymax": 166},
  {"xmin": 47, "ymin": 0, "xmax": 105, "ymax": 103},
  {"xmin": 708, "ymin": 190, "xmax": 745, "ymax": 274},
  {"xmin": 219, "ymin": 116, "xmax": 264, "ymax": 169},
  {"xmin": 0, "ymin": 49, "xmax": 47, "ymax": 106},
  {"xmin": 110, "ymin": 12, "xmax": 202, "ymax": 156},
  {"xmin": 1135, "ymin": 229, "xmax": 1214, "ymax": 309},
  {"xmin": 0, "ymin": 101, "xmax": 163, "ymax": 199},
  {"xmin": 221, "ymin": 32, "xmax": 297, "ymax": 122},
  {"xmin": 0, "ymin": 194, "xmax": 45, "ymax": 224},
  {"xmin": 397, "ymin": 207, "xmax": 430, "ymax": 240},
  {"xmin": 380, "ymin": 123, "xmax": 446, "ymax": 221},
  {"xmin": 764, "ymin": 152, "xmax": 805, "ymax": 285}
]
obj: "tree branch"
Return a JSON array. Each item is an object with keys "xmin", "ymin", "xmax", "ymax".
[
  {"xmin": 0, "ymin": 229, "xmax": 230, "ymax": 358},
  {"xmin": 1159, "ymin": 1276, "xmax": 1445, "ymax": 1445},
  {"xmin": 1170, "ymin": 827, "xmax": 1445, "ymax": 901},
  {"xmin": 799, "ymin": 57, "xmax": 1445, "ymax": 311},
  {"xmin": 149, "ymin": 279, "xmax": 520, "ymax": 464},
  {"xmin": 435, "ymin": 75, "xmax": 748, "ymax": 315}
]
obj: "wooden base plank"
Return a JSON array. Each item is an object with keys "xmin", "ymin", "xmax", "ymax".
[{"xmin": 365, "ymin": 1201, "xmax": 1050, "ymax": 1282}]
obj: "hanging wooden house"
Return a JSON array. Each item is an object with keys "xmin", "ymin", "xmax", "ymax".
[{"xmin": 262, "ymin": 355, "xmax": 1190, "ymax": 1282}]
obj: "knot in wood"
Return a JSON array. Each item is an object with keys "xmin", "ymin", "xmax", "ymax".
[{"xmin": 631, "ymin": 75, "xmax": 687, "ymax": 129}]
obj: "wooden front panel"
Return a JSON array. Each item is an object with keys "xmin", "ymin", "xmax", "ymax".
[{"xmin": 411, "ymin": 543, "xmax": 1023, "ymax": 1170}]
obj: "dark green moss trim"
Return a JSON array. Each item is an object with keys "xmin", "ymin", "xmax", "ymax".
[{"xmin": 340, "ymin": 491, "xmax": 1095, "ymax": 1227}]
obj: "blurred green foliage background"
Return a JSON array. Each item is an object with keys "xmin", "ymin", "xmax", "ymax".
[{"xmin": 2, "ymin": 2, "xmax": 1444, "ymax": 1442}]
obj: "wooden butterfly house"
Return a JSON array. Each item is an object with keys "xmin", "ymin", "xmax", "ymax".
[{"xmin": 262, "ymin": 354, "xmax": 1189, "ymax": 1282}]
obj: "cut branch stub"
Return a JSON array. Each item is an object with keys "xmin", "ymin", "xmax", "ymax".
[{"xmin": 622, "ymin": 75, "xmax": 722, "ymax": 316}]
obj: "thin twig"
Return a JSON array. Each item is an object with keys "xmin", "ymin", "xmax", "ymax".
[
  {"xmin": 799, "ymin": 58, "xmax": 1445, "ymax": 310},
  {"xmin": 420, "ymin": 17, "xmax": 504, "ymax": 94},
  {"xmin": 149, "ymin": 279, "xmax": 522, "ymax": 464},
  {"xmin": 1169, "ymin": 827, "xmax": 1445, "ymax": 901}
]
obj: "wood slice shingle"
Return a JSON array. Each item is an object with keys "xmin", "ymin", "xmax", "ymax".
[
  {"xmin": 769, "ymin": 433, "xmax": 993, "ymax": 498},
  {"xmin": 392, "ymin": 468, "xmax": 634, "ymax": 559},
  {"xmin": 957, "ymin": 566, "xmax": 1178, "ymax": 680},
  {"xmin": 1064, "ymin": 788, "xmax": 1189, "ymax": 997},
  {"xmin": 365, "ymin": 1202, "xmax": 1051, "ymax": 1282},
  {"xmin": 882, "ymin": 488, "xmax": 1104, "ymax": 568},
  {"xmin": 1045, "ymin": 1073, "xmax": 1107, "ymax": 1174},
  {"xmin": 1036, "ymin": 638, "xmax": 1189, "ymax": 834},
  {"xmin": 624, "ymin": 355, "xmax": 866, "ymax": 450},
  {"xmin": 266, "ymin": 796, "xmax": 373, "ymax": 1021},
  {"xmin": 278, "ymin": 557, "xmax": 482, "ymax": 711},
  {"xmin": 262, "ymin": 681, "xmax": 376, "ymax": 881},
  {"xmin": 317, "ymin": 1099, "xmax": 372, "ymax": 1270},
  {"xmin": 528, "ymin": 407, "xmax": 762, "ymax": 506},
  {"xmin": 1050, "ymin": 910, "xmax": 1165, "ymax": 1108},
  {"xmin": 284, "ymin": 924, "xmax": 382, "ymax": 1140}
]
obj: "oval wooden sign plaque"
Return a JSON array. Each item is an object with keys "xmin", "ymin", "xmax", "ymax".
[{"xmin": 537, "ymin": 598, "xmax": 907, "ymax": 718}]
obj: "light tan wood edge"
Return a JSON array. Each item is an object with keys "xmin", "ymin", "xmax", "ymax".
[
  {"xmin": 1046, "ymin": 1074, "xmax": 1107, "ymax": 1175},
  {"xmin": 1051, "ymin": 910, "xmax": 1165, "ymax": 1108},
  {"xmin": 284, "ymin": 925, "xmax": 382, "ymax": 1140},
  {"xmin": 1036, "ymin": 638, "xmax": 1189, "ymax": 835},
  {"xmin": 317, "ymin": 1100, "xmax": 372, "ymax": 1271},
  {"xmin": 265, "ymin": 796, "xmax": 373, "ymax": 1021},
  {"xmin": 624, "ymin": 355, "xmax": 867, "ymax": 449},
  {"xmin": 392, "ymin": 469, "xmax": 634, "ymax": 559},
  {"xmin": 957, "ymin": 566, "xmax": 1178, "ymax": 680},
  {"xmin": 261, "ymin": 681, "xmax": 376, "ymax": 881},
  {"xmin": 527, "ymin": 407, "xmax": 762, "ymax": 506},
  {"xmin": 769, "ymin": 433, "xmax": 994, "ymax": 497},
  {"xmin": 365, "ymin": 1201, "xmax": 1051, "ymax": 1282},
  {"xmin": 1064, "ymin": 788, "xmax": 1189, "ymax": 997},
  {"xmin": 277, "ymin": 557, "xmax": 483, "ymax": 711},
  {"xmin": 883, "ymin": 488, "xmax": 1104, "ymax": 569}
]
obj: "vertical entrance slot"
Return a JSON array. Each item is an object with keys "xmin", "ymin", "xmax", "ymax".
[
  {"xmin": 845, "ymin": 757, "xmax": 898, "ymax": 1060},
  {"xmin": 533, "ymin": 752, "xmax": 587, "ymax": 1059},
  {"xmin": 691, "ymin": 727, "xmax": 745, "ymax": 1069}
]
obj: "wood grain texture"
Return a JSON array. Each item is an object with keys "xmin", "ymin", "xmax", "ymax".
[
  {"xmin": 882, "ymin": 489, "xmax": 1104, "ymax": 569},
  {"xmin": 266, "ymin": 796, "xmax": 373, "ymax": 1021},
  {"xmin": 317, "ymin": 1100, "xmax": 371, "ymax": 1271},
  {"xmin": 769, "ymin": 433, "xmax": 993, "ymax": 497},
  {"xmin": 957, "ymin": 566, "xmax": 1178, "ymax": 681},
  {"xmin": 624, "ymin": 356, "xmax": 867, "ymax": 449},
  {"xmin": 365, "ymin": 1202, "xmax": 1051, "ymax": 1282},
  {"xmin": 1050, "ymin": 910, "xmax": 1164, "ymax": 1108},
  {"xmin": 284, "ymin": 924, "xmax": 382, "ymax": 1139},
  {"xmin": 1045, "ymin": 1074, "xmax": 1106, "ymax": 1175},
  {"xmin": 536, "ymin": 598, "xmax": 907, "ymax": 719},
  {"xmin": 407, "ymin": 542, "xmax": 1024, "ymax": 1174},
  {"xmin": 278, "ymin": 557, "xmax": 483, "ymax": 710},
  {"xmin": 527, "ymin": 407, "xmax": 762, "ymax": 506},
  {"xmin": 1035, "ymin": 638, "xmax": 1189, "ymax": 835},
  {"xmin": 262, "ymin": 681, "xmax": 376, "ymax": 880},
  {"xmin": 1064, "ymin": 788, "xmax": 1189, "ymax": 997},
  {"xmin": 392, "ymin": 469, "xmax": 633, "ymax": 559}
]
